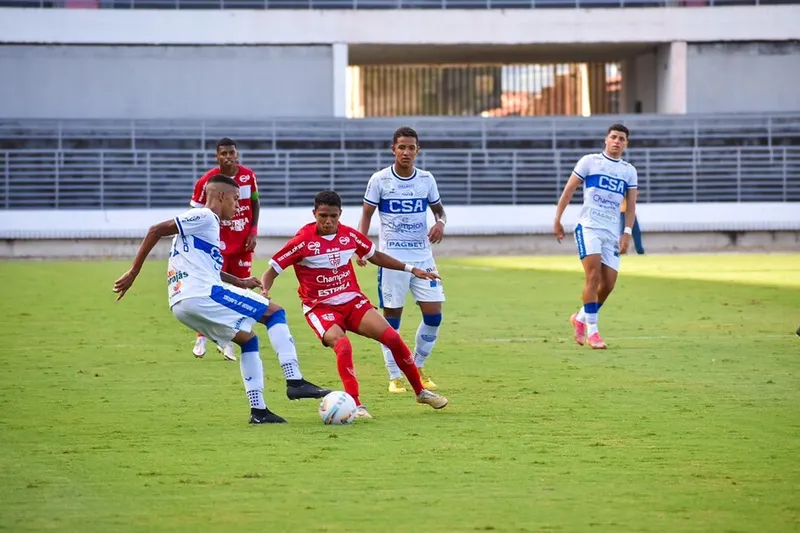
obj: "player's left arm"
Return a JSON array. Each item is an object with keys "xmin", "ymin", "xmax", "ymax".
[
  {"xmin": 113, "ymin": 219, "xmax": 178, "ymax": 300},
  {"xmin": 220, "ymin": 271, "xmax": 261, "ymax": 290},
  {"xmin": 619, "ymin": 168, "xmax": 640, "ymax": 254},
  {"xmin": 244, "ymin": 173, "xmax": 260, "ymax": 253},
  {"xmin": 426, "ymin": 175, "xmax": 446, "ymax": 244},
  {"xmin": 428, "ymin": 201, "xmax": 447, "ymax": 244},
  {"xmin": 367, "ymin": 250, "xmax": 441, "ymax": 282}
]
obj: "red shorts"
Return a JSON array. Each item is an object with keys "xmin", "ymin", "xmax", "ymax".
[
  {"xmin": 305, "ymin": 295, "xmax": 375, "ymax": 343},
  {"xmin": 222, "ymin": 252, "xmax": 253, "ymax": 279}
]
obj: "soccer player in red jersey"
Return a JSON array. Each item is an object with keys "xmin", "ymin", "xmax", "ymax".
[
  {"xmin": 189, "ymin": 138, "xmax": 331, "ymax": 401},
  {"xmin": 190, "ymin": 138, "xmax": 259, "ymax": 361},
  {"xmin": 260, "ymin": 190, "xmax": 449, "ymax": 419}
]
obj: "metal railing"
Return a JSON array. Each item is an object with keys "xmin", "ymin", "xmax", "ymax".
[
  {"xmin": 2, "ymin": 113, "xmax": 798, "ymax": 152},
  {"xmin": 0, "ymin": 0, "xmax": 788, "ymax": 8},
  {"xmin": 1, "ymin": 147, "xmax": 797, "ymax": 209}
]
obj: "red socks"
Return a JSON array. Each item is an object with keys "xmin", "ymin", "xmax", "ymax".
[
  {"xmin": 333, "ymin": 337, "xmax": 360, "ymax": 405},
  {"xmin": 379, "ymin": 327, "xmax": 424, "ymax": 394}
]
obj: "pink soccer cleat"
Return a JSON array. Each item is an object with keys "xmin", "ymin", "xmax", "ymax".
[
  {"xmin": 587, "ymin": 333, "xmax": 607, "ymax": 350},
  {"xmin": 570, "ymin": 314, "xmax": 586, "ymax": 346}
]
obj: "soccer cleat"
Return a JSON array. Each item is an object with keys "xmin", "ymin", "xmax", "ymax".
[
  {"xmin": 286, "ymin": 379, "xmax": 332, "ymax": 401},
  {"xmin": 570, "ymin": 313, "xmax": 586, "ymax": 346},
  {"xmin": 355, "ymin": 405, "xmax": 373, "ymax": 419},
  {"xmin": 388, "ymin": 378, "xmax": 407, "ymax": 394},
  {"xmin": 192, "ymin": 336, "xmax": 207, "ymax": 358},
  {"xmin": 587, "ymin": 332, "xmax": 607, "ymax": 350},
  {"xmin": 416, "ymin": 389, "xmax": 448, "ymax": 410},
  {"xmin": 249, "ymin": 408, "xmax": 287, "ymax": 424},
  {"xmin": 418, "ymin": 368, "xmax": 438, "ymax": 391},
  {"xmin": 217, "ymin": 342, "xmax": 237, "ymax": 362}
]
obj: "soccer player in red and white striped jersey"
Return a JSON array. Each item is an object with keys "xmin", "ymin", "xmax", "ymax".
[{"xmin": 260, "ymin": 190, "xmax": 449, "ymax": 419}]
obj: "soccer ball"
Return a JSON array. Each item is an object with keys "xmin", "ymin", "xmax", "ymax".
[{"xmin": 318, "ymin": 391, "xmax": 357, "ymax": 425}]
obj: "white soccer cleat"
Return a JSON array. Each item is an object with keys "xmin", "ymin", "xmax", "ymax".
[
  {"xmin": 192, "ymin": 337, "xmax": 207, "ymax": 358},
  {"xmin": 416, "ymin": 389, "xmax": 448, "ymax": 410},
  {"xmin": 217, "ymin": 342, "xmax": 237, "ymax": 361},
  {"xmin": 355, "ymin": 405, "xmax": 373, "ymax": 419}
]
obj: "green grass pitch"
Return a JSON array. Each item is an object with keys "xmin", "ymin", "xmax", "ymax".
[{"xmin": 1, "ymin": 253, "xmax": 798, "ymax": 532}]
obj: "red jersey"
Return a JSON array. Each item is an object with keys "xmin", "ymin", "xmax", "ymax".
[
  {"xmin": 269, "ymin": 222, "xmax": 376, "ymax": 312},
  {"xmin": 190, "ymin": 164, "xmax": 258, "ymax": 256}
]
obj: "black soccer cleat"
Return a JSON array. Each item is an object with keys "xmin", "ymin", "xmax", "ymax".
[
  {"xmin": 286, "ymin": 379, "xmax": 332, "ymax": 401},
  {"xmin": 249, "ymin": 408, "xmax": 287, "ymax": 424}
]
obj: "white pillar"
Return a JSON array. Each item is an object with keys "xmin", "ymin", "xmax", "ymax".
[
  {"xmin": 332, "ymin": 42, "xmax": 348, "ymax": 118},
  {"xmin": 656, "ymin": 41, "xmax": 687, "ymax": 114}
]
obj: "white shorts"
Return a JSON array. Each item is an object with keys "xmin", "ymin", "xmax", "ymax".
[
  {"xmin": 378, "ymin": 257, "xmax": 445, "ymax": 309},
  {"xmin": 170, "ymin": 284, "xmax": 270, "ymax": 345},
  {"xmin": 574, "ymin": 224, "xmax": 621, "ymax": 271}
]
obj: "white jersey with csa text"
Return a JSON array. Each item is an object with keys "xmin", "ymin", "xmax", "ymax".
[
  {"xmin": 363, "ymin": 165, "xmax": 441, "ymax": 262},
  {"xmin": 167, "ymin": 207, "xmax": 225, "ymax": 307},
  {"xmin": 573, "ymin": 152, "xmax": 639, "ymax": 235}
]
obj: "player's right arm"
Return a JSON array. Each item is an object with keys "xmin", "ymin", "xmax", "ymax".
[
  {"xmin": 357, "ymin": 174, "xmax": 381, "ymax": 267},
  {"xmin": 553, "ymin": 155, "xmax": 590, "ymax": 242},
  {"xmin": 113, "ymin": 219, "xmax": 179, "ymax": 300},
  {"xmin": 260, "ymin": 234, "xmax": 306, "ymax": 297}
]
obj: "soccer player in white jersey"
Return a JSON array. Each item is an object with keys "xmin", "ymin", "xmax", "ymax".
[
  {"xmin": 553, "ymin": 124, "xmax": 639, "ymax": 349},
  {"xmin": 112, "ymin": 175, "xmax": 331, "ymax": 424},
  {"xmin": 357, "ymin": 126, "xmax": 447, "ymax": 394}
]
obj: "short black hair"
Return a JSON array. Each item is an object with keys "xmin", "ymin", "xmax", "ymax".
[
  {"xmin": 314, "ymin": 190, "xmax": 342, "ymax": 209},
  {"xmin": 392, "ymin": 126, "xmax": 419, "ymax": 146},
  {"xmin": 208, "ymin": 175, "xmax": 238, "ymax": 188},
  {"xmin": 607, "ymin": 124, "xmax": 630, "ymax": 138},
  {"xmin": 216, "ymin": 137, "xmax": 237, "ymax": 151}
]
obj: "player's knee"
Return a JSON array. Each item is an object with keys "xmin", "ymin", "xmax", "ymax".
[
  {"xmin": 423, "ymin": 313, "xmax": 442, "ymax": 327},
  {"xmin": 323, "ymin": 328, "xmax": 347, "ymax": 348},
  {"xmin": 333, "ymin": 335, "xmax": 352, "ymax": 352},
  {"xmin": 265, "ymin": 308, "xmax": 287, "ymax": 328},
  {"xmin": 381, "ymin": 326, "xmax": 402, "ymax": 345},
  {"xmin": 240, "ymin": 336, "xmax": 259, "ymax": 353}
]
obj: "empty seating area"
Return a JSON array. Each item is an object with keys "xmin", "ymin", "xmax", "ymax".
[
  {"xmin": 0, "ymin": 114, "xmax": 797, "ymax": 209},
  {"xmin": 1, "ymin": 113, "xmax": 798, "ymax": 152}
]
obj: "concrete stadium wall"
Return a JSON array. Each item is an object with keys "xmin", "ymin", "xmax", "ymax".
[
  {"xmin": 0, "ymin": 45, "xmax": 335, "ymax": 119},
  {"xmin": 686, "ymin": 42, "xmax": 800, "ymax": 114},
  {"xmin": 0, "ymin": 6, "xmax": 794, "ymax": 45},
  {"xmin": 3, "ymin": 232, "xmax": 799, "ymax": 260}
]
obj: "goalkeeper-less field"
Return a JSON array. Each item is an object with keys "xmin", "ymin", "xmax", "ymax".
[{"xmin": 1, "ymin": 254, "xmax": 798, "ymax": 533}]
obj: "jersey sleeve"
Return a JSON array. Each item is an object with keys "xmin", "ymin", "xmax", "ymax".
[
  {"xmin": 572, "ymin": 155, "xmax": 592, "ymax": 181},
  {"xmin": 269, "ymin": 234, "xmax": 306, "ymax": 274},
  {"xmin": 627, "ymin": 166, "xmax": 639, "ymax": 190},
  {"xmin": 190, "ymin": 175, "xmax": 208, "ymax": 208},
  {"xmin": 175, "ymin": 208, "xmax": 215, "ymax": 237},
  {"xmin": 363, "ymin": 173, "xmax": 381, "ymax": 207},
  {"xmin": 349, "ymin": 228, "xmax": 375, "ymax": 260},
  {"xmin": 427, "ymin": 173, "xmax": 441, "ymax": 205}
]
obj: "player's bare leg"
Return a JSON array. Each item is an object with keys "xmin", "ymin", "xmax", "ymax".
[
  {"xmin": 577, "ymin": 254, "xmax": 606, "ymax": 349},
  {"xmin": 415, "ymin": 300, "xmax": 442, "ymax": 390},
  {"xmin": 321, "ymin": 325, "xmax": 370, "ymax": 418},
  {"xmin": 357, "ymin": 309, "xmax": 448, "ymax": 410},
  {"xmin": 381, "ymin": 306, "xmax": 407, "ymax": 393}
]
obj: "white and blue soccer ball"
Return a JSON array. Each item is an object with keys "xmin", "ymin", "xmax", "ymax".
[{"xmin": 319, "ymin": 391, "xmax": 357, "ymax": 425}]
